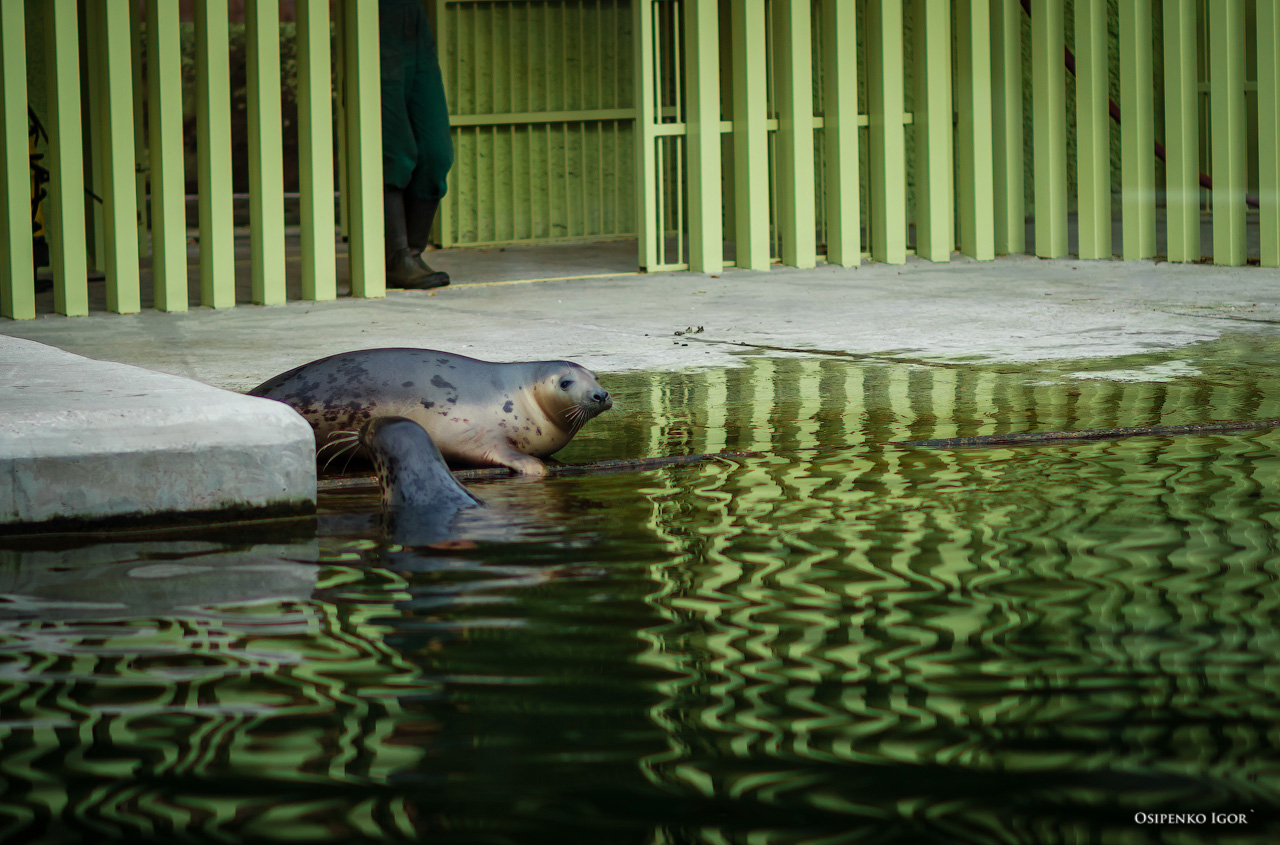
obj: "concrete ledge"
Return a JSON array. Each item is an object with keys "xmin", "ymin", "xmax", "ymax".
[{"xmin": 0, "ymin": 336, "xmax": 316, "ymax": 530}]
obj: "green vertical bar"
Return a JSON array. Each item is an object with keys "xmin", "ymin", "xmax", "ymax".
[
  {"xmin": 130, "ymin": 0, "xmax": 147, "ymax": 257},
  {"xmin": 867, "ymin": 0, "xmax": 905, "ymax": 265},
  {"xmin": 344, "ymin": 0, "xmax": 385, "ymax": 298},
  {"xmin": 633, "ymin": 0, "xmax": 658, "ymax": 271},
  {"xmin": 1118, "ymin": 0, "xmax": 1154, "ymax": 260},
  {"xmin": 774, "ymin": 0, "xmax": 816, "ymax": 268},
  {"xmin": 0, "ymin": 0, "xmax": 33, "ymax": 320},
  {"xmin": 822, "ymin": 0, "xmax": 860, "ymax": 267},
  {"xmin": 1256, "ymin": 0, "xmax": 1280, "ymax": 267},
  {"xmin": 1210, "ymin": 0, "xmax": 1246, "ymax": 266},
  {"xmin": 1163, "ymin": 0, "xmax": 1200, "ymax": 263},
  {"xmin": 99, "ymin": 0, "xmax": 141, "ymax": 314},
  {"xmin": 297, "ymin": 0, "xmax": 336, "ymax": 301},
  {"xmin": 45, "ymin": 0, "xmax": 88, "ymax": 317},
  {"xmin": 683, "ymin": 0, "xmax": 722, "ymax": 274},
  {"xmin": 955, "ymin": 0, "xmax": 993, "ymax": 261},
  {"xmin": 1031, "ymin": 0, "xmax": 1066, "ymax": 258},
  {"xmin": 147, "ymin": 0, "xmax": 188, "ymax": 312},
  {"xmin": 195, "ymin": 0, "xmax": 235, "ymax": 308},
  {"xmin": 991, "ymin": 0, "xmax": 1024, "ymax": 254},
  {"xmin": 732, "ymin": 0, "xmax": 769, "ymax": 270},
  {"xmin": 246, "ymin": 0, "xmax": 286, "ymax": 304},
  {"xmin": 1075, "ymin": 0, "xmax": 1110, "ymax": 259},
  {"xmin": 913, "ymin": 0, "xmax": 952, "ymax": 262}
]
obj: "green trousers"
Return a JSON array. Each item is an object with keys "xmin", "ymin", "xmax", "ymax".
[{"xmin": 379, "ymin": 0, "xmax": 453, "ymax": 201}]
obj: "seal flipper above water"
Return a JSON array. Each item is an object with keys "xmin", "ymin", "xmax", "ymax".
[
  {"xmin": 360, "ymin": 417, "xmax": 482, "ymax": 511},
  {"xmin": 359, "ymin": 417, "xmax": 482, "ymax": 546}
]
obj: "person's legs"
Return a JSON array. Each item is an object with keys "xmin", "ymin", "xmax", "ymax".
[
  {"xmin": 383, "ymin": 187, "xmax": 446, "ymax": 289},
  {"xmin": 401, "ymin": 192, "xmax": 449, "ymax": 288},
  {"xmin": 404, "ymin": 194, "xmax": 440, "ymax": 257},
  {"xmin": 379, "ymin": 2, "xmax": 419, "ymax": 194},
  {"xmin": 379, "ymin": 3, "xmax": 442, "ymax": 289},
  {"xmin": 403, "ymin": 10, "xmax": 454, "ymax": 263}
]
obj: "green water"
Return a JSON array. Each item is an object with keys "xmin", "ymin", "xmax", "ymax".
[{"xmin": 2, "ymin": 336, "xmax": 1280, "ymax": 843}]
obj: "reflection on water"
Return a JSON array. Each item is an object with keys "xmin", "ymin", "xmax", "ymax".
[{"xmin": 2, "ymin": 335, "xmax": 1280, "ymax": 843}]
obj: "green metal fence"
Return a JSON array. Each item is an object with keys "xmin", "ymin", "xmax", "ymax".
[
  {"xmin": 1, "ymin": 1, "xmax": 1277, "ymax": 321},
  {"xmin": 633, "ymin": 0, "xmax": 1280, "ymax": 272},
  {"xmin": 0, "ymin": 0, "xmax": 384, "ymax": 321}
]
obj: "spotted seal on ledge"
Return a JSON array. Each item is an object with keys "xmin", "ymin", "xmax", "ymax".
[{"xmin": 249, "ymin": 348, "xmax": 613, "ymax": 476}]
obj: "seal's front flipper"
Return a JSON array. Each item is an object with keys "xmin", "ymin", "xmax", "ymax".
[{"xmin": 487, "ymin": 445, "xmax": 548, "ymax": 476}]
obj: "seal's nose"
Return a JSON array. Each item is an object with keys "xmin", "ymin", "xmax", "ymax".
[{"xmin": 593, "ymin": 390, "xmax": 611, "ymax": 407}]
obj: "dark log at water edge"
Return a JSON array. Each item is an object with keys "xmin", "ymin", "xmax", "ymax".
[{"xmin": 899, "ymin": 420, "xmax": 1280, "ymax": 450}]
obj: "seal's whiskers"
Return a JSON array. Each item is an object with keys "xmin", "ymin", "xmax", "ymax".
[
  {"xmin": 319, "ymin": 429, "xmax": 361, "ymax": 473},
  {"xmin": 339, "ymin": 443, "xmax": 363, "ymax": 474},
  {"xmin": 561, "ymin": 405, "xmax": 591, "ymax": 433}
]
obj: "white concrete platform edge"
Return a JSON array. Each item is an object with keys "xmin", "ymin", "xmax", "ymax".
[{"xmin": 0, "ymin": 336, "xmax": 316, "ymax": 530}]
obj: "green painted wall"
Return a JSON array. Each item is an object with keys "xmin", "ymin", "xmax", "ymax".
[{"xmin": 436, "ymin": 0, "xmax": 636, "ymax": 246}]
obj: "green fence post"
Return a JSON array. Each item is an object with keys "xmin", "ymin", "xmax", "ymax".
[
  {"xmin": 1257, "ymin": 0, "xmax": 1280, "ymax": 267},
  {"xmin": 684, "ymin": 0, "xmax": 723, "ymax": 274},
  {"xmin": 867, "ymin": 0, "xmax": 905, "ymax": 265},
  {"xmin": 822, "ymin": 0, "xmax": 860, "ymax": 266},
  {"xmin": 343, "ymin": 0, "xmax": 386, "ymax": 298},
  {"xmin": 1163, "ymin": 0, "xmax": 1200, "ymax": 263},
  {"xmin": 0, "ymin": 0, "xmax": 33, "ymax": 320},
  {"xmin": 1031, "ymin": 0, "xmax": 1067, "ymax": 258},
  {"xmin": 991, "ymin": 0, "xmax": 1024, "ymax": 255},
  {"xmin": 298, "ymin": 0, "xmax": 337, "ymax": 301},
  {"xmin": 1075, "ymin": 0, "xmax": 1110, "ymax": 259},
  {"xmin": 633, "ymin": 0, "xmax": 658, "ymax": 271},
  {"xmin": 98, "ymin": 0, "xmax": 142, "ymax": 314},
  {"xmin": 147, "ymin": 0, "xmax": 188, "ymax": 312},
  {"xmin": 954, "ymin": 0, "xmax": 993, "ymax": 261},
  {"xmin": 732, "ymin": 0, "xmax": 770, "ymax": 270},
  {"xmin": 913, "ymin": 0, "xmax": 952, "ymax": 262},
  {"xmin": 195, "ymin": 0, "xmax": 236, "ymax": 309},
  {"xmin": 1119, "ymin": 0, "xmax": 1155, "ymax": 260},
  {"xmin": 1210, "ymin": 0, "xmax": 1246, "ymax": 266},
  {"xmin": 775, "ymin": 0, "xmax": 816, "ymax": 268},
  {"xmin": 45, "ymin": 0, "xmax": 88, "ymax": 317},
  {"xmin": 246, "ymin": 0, "xmax": 287, "ymax": 304}
]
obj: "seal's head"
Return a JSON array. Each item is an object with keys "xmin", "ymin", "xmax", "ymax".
[
  {"xmin": 359, "ymin": 417, "xmax": 482, "ymax": 511},
  {"xmin": 534, "ymin": 362, "xmax": 613, "ymax": 435}
]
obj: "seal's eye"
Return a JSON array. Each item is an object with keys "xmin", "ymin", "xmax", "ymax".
[{"xmin": 559, "ymin": 379, "xmax": 574, "ymax": 390}]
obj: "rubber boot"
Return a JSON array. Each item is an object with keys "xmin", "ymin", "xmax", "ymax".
[
  {"xmin": 405, "ymin": 195, "xmax": 451, "ymax": 286},
  {"xmin": 385, "ymin": 187, "xmax": 446, "ymax": 290}
]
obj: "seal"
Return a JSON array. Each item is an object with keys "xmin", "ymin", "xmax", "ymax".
[{"xmin": 249, "ymin": 348, "xmax": 613, "ymax": 476}]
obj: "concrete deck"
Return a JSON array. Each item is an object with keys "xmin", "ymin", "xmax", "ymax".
[
  {"xmin": 3, "ymin": 239, "xmax": 1280, "ymax": 529},
  {"xmin": 7, "ymin": 244, "xmax": 1279, "ymax": 389},
  {"xmin": 0, "ymin": 335, "xmax": 315, "ymax": 531}
]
